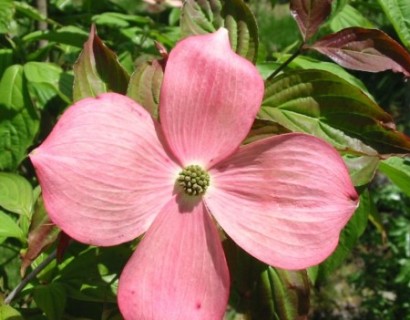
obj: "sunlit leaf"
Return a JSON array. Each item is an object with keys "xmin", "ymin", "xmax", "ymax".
[
  {"xmin": 329, "ymin": 4, "xmax": 374, "ymax": 32},
  {"xmin": 277, "ymin": 54, "xmax": 370, "ymax": 93},
  {"xmin": 127, "ymin": 58, "xmax": 164, "ymax": 119},
  {"xmin": 290, "ymin": 0, "xmax": 332, "ymax": 41},
  {"xmin": 24, "ymin": 62, "xmax": 72, "ymax": 108},
  {"xmin": 181, "ymin": 0, "xmax": 259, "ymax": 62},
  {"xmin": 377, "ymin": 0, "xmax": 410, "ymax": 50},
  {"xmin": 92, "ymin": 12, "xmax": 151, "ymax": 28},
  {"xmin": 0, "ymin": 209, "xmax": 24, "ymax": 241},
  {"xmin": 0, "ymin": 0, "xmax": 14, "ymax": 34},
  {"xmin": 379, "ymin": 156, "xmax": 410, "ymax": 196},
  {"xmin": 33, "ymin": 282, "xmax": 67, "ymax": 320},
  {"xmin": 14, "ymin": 1, "xmax": 57, "ymax": 25},
  {"xmin": 344, "ymin": 155, "xmax": 379, "ymax": 186},
  {"xmin": 73, "ymin": 25, "xmax": 130, "ymax": 101},
  {"xmin": 309, "ymin": 27, "xmax": 410, "ymax": 76},
  {"xmin": 0, "ymin": 172, "xmax": 33, "ymax": 216},
  {"xmin": 259, "ymin": 69, "xmax": 410, "ymax": 155},
  {"xmin": 256, "ymin": 61, "xmax": 282, "ymax": 79},
  {"xmin": 22, "ymin": 26, "xmax": 89, "ymax": 48},
  {"xmin": 0, "ymin": 65, "xmax": 40, "ymax": 170},
  {"xmin": 0, "ymin": 304, "xmax": 23, "ymax": 319},
  {"xmin": 315, "ymin": 189, "xmax": 371, "ymax": 281}
]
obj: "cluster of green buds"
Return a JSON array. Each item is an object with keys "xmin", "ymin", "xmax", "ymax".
[{"xmin": 178, "ymin": 165, "xmax": 210, "ymax": 196}]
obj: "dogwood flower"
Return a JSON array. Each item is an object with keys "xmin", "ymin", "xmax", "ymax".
[{"xmin": 30, "ymin": 29, "xmax": 359, "ymax": 319}]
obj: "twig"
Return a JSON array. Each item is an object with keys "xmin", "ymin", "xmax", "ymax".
[
  {"xmin": 4, "ymin": 250, "xmax": 57, "ymax": 305},
  {"xmin": 36, "ymin": 0, "xmax": 49, "ymax": 60},
  {"xmin": 267, "ymin": 43, "xmax": 304, "ymax": 81}
]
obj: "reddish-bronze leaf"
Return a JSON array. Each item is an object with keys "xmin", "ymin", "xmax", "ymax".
[
  {"xmin": 73, "ymin": 24, "xmax": 130, "ymax": 101},
  {"xmin": 290, "ymin": 0, "xmax": 332, "ymax": 41},
  {"xmin": 20, "ymin": 196, "xmax": 59, "ymax": 277},
  {"xmin": 309, "ymin": 27, "xmax": 410, "ymax": 76},
  {"xmin": 56, "ymin": 231, "xmax": 72, "ymax": 262},
  {"xmin": 127, "ymin": 57, "xmax": 164, "ymax": 119}
]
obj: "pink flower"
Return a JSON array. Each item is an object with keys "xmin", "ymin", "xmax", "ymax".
[{"xmin": 30, "ymin": 29, "xmax": 359, "ymax": 319}]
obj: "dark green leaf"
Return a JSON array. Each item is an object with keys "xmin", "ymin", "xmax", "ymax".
[
  {"xmin": 315, "ymin": 190, "xmax": 372, "ymax": 281},
  {"xmin": 377, "ymin": 0, "xmax": 410, "ymax": 50},
  {"xmin": 259, "ymin": 69, "xmax": 410, "ymax": 155},
  {"xmin": 0, "ymin": 209, "xmax": 24, "ymax": 241},
  {"xmin": 33, "ymin": 283, "xmax": 67, "ymax": 320},
  {"xmin": 73, "ymin": 25, "xmax": 130, "ymax": 101},
  {"xmin": 0, "ymin": 65, "xmax": 40, "ymax": 170},
  {"xmin": 127, "ymin": 58, "xmax": 164, "ymax": 119},
  {"xmin": 379, "ymin": 156, "xmax": 410, "ymax": 196},
  {"xmin": 0, "ymin": 49, "xmax": 13, "ymax": 77},
  {"xmin": 58, "ymin": 245, "xmax": 132, "ymax": 303},
  {"xmin": 181, "ymin": 0, "xmax": 259, "ymax": 62},
  {"xmin": 0, "ymin": 172, "xmax": 33, "ymax": 216}
]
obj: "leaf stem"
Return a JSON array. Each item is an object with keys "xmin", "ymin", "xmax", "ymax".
[
  {"xmin": 267, "ymin": 43, "xmax": 304, "ymax": 81},
  {"xmin": 4, "ymin": 250, "xmax": 57, "ymax": 305}
]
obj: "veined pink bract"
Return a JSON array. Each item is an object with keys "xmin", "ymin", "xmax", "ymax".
[{"xmin": 30, "ymin": 29, "xmax": 359, "ymax": 320}]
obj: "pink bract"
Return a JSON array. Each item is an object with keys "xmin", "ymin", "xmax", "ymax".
[{"xmin": 30, "ymin": 29, "xmax": 359, "ymax": 320}]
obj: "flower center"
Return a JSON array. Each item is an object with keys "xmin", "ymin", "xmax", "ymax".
[{"xmin": 177, "ymin": 165, "xmax": 210, "ymax": 196}]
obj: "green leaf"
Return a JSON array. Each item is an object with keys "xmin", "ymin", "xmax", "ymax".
[
  {"xmin": 92, "ymin": 12, "xmax": 151, "ymax": 28},
  {"xmin": 0, "ymin": 172, "xmax": 33, "ymax": 216},
  {"xmin": 377, "ymin": 0, "xmax": 410, "ymax": 50},
  {"xmin": 58, "ymin": 245, "xmax": 132, "ymax": 303},
  {"xmin": 259, "ymin": 69, "xmax": 410, "ymax": 155},
  {"xmin": 127, "ymin": 58, "xmax": 164, "ymax": 119},
  {"xmin": 73, "ymin": 25, "xmax": 130, "ymax": 101},
  {"xmin": 315, "ymin": 189, "xmax": 372, "ymax": 281},
  {"xmin": 0, "ymin": 65, "xmax": 40, "ymax": 170},
  {"xmin": 279, "ymin": 55, "xmax": 371, "ymax": 93},
  {"xmin": 379, "ymin": 156, "xmax": 410, "ymax": 196},
  {"xmin": 256, "ymin": 62, "xmax": 282, "ymax": 80},
  {"xmin": 181, "ymin": 0, "xmax": 259, "ymax": 62},
  {"xmin": 23, "ymin": 26, "xmax": 89, "ymax": 48},
  {"xmin": 33, "ymin": 283, "xmax": 67, "ymax": 320},
  {"xmin": 344, "ymin": 155, "xmax": 380, "ymax": 186},
  {"xmin": 259, "ymin": 268, "xmax": 310, "ymax": 320},
  {"xmin": 0, "ymin": 49, "xmax": 13, "ymax": 77},
  {"xmin": 24, "ymin": 62, "xmax": 72, "ymax": 107},
  {"xmin": 0, "ymin": 209, "xmax": 24, "ymax": 241},
  {"xmin": 329, "ymin": 4, "xmax": 374, "ymax": 32},
  {"xmin": 14, "ymin": 1, "xmax": 56, "ymax": 25},
  {"xmin": 0, "ymin": 304, "xmax": 23, "ymax": 319},
  {"xmin": 0, "ymin": 0, "xmax": 14, "ymax": 34}
]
